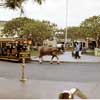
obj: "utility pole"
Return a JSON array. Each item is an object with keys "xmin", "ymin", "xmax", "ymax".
[{"xmin": 64, "ymin": 0, "xmax": 68, "ymax": 48}]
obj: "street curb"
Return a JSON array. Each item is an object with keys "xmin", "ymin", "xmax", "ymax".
[{"xmin": 31, "ymin": 59, "xmax": 100, "ymax": 64}]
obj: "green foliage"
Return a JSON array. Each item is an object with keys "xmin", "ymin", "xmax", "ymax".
[
  {"xmin": 2, "ymin": 17, "xmax": 57, "ymax": 45},
  {"xmin": 31, "ymin": 49, "xmax": 38, "ymax": 56},
  {"xmin": 4, "ymin": 0, "xmax": 23, "ymax": 9},
  {"xmin": 80, "ymin": 15, "xmax": 100, "ymax": 39},
  {"xmin": 67, "ymin": 26, "xmax": 85, "ymax": 40},
  {"xmin": 3, "ymin": 0, "xmax": 45, "ymax": 10},
  {"xmin": 23, "ymin": 20, "xmax": 53, "ymax": 38},
  {"xmin": 67, "ymin": 15, "xmax": 100, "ymax": 41},
  {"xmin": 2, "ymin": 17, "xmax": 32, "ymax": 36},
  {"xmin": 34, "ymin": 0, "xmax": 45, "ymax": 5}
]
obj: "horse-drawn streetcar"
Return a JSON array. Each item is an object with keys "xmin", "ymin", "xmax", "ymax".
[{"xmin": 0, "ymin": 38, "xmax": 31, "ymax": 62}]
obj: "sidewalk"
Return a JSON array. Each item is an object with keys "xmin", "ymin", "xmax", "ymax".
[
  {"xmin": 31, "ymin": 51, "xmax": 100, "ymax": 63},
  {"xmin": 0, "ymin": 78, "xmax": 100, "ymax": 99}
]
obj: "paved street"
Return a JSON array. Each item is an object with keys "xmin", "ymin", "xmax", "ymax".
[
  {"xmin": 0, "ymin": 60, "xmax": 100, "ymax": 98},
  {"xmin": 0, "ymin": 61, "xmax": 100, "ymax": 81}
]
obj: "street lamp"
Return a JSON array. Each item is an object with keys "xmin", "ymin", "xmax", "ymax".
[
  {"xmin": 20, "ymin": 57, "xmax": 27, "ymax": 82},
  {"xmin": 64, "ymin": 0, "xmax": 68, "ymax": 48}
]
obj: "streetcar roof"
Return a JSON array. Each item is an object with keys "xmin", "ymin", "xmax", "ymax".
[{"xmin": 0, "ymin": 38, "xmax": 17, "ymax": 42}]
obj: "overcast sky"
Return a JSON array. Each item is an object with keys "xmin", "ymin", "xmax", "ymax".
[
  {"xmin": 68, "ymin": 0, "xmax": 100, "ymax": 26},
  {"xmin": 0, "ymin": 0, "xmax": 100, "ymax": 28}
]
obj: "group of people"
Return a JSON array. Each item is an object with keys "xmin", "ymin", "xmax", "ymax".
[
  {"xmin": 72, "ymin": 42, "xmax": 82, "ymax": 59},
  {"xmin": 0, "ymin": 42, "xmax": 28, "ymax": 57}
]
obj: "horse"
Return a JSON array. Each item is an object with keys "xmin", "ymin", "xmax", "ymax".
[{"xmin": 38, "ymin": 46, "xmax": 63, "ymax": 64}]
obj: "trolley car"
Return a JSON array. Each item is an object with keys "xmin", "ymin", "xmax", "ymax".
[{"xmin": 0, "ymin": 38, "xmax": 32, "ymax": 62}]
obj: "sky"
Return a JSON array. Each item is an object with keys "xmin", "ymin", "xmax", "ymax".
[
  {"xmin": 68, "ymin": 0, "xmax": 100, "ymax": 26},
  {"xmin": 0, "ymin": 0, "xmax": 100, "ymax": 28}
]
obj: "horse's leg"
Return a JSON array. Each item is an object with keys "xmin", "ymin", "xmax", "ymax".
[
  {"xmin": 50, "ymin": 56, "xmax": 54, "ymax": 64},
  {"xmin": 55, "ymin": 55, "xmax": 60, "ymax": 64},
  {"xmin": 39, "ymin": 56, "xmax": 43, "ymax": 64}
]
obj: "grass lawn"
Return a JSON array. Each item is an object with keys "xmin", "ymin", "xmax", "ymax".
[
  {"xmin": 31, "ymin": 50, "xmax": 38, "ymax": 56},
  {"xmin": 85, "ymin": 50, "xmax": 95, "ymax": 56}
]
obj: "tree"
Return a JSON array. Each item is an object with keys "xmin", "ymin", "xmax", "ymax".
[
  {"xmin": 2, "ymin": 17, "xmax": 33, "ymax": 36},
  {"xmin": 22, "ymin": 20, "xmax": 54, "ymax": 45},
  {"xmin": 1, "ymin": 0, "xmax": 45, "ymax": 9},
  {"xmin": 2, "ymin": 17, "xmax": 56, "ymax": 46},
  {"xmin": 80, "ymin": 15, "xmax": 100, "ymax": 47},
  {"xmin": 67, "ymin": 26, "xmax": 85, "ymax": 40}
]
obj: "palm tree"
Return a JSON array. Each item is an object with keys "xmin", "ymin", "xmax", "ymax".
[
  {"xmin": 0, "ymin": 0, "xmax": 45, "ymax": 13},
  {"xmin": 4, "ymin": 0, "xmax": 45, "ymax": 9},
  {"xmin": 0, "ymin": 0, "xmax": 45, "ymax": 16}
]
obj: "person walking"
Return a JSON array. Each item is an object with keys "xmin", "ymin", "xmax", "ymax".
[{"xmin": 75, "ymin": 43, "xmax": 81, "ymax": 59}]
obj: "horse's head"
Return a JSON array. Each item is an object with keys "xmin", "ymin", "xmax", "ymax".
[{"xmin": 56, "ymin": 44, "xmax": 65, "ymax": 54}]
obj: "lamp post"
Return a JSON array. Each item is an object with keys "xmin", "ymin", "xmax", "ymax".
[
  {"xmin": 64, "ymin": 0, "xmax": 68, "ymax": 48},
  {"xmin": 20, "ymin": 55, "xmax": 27, "ymax": 82}
]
